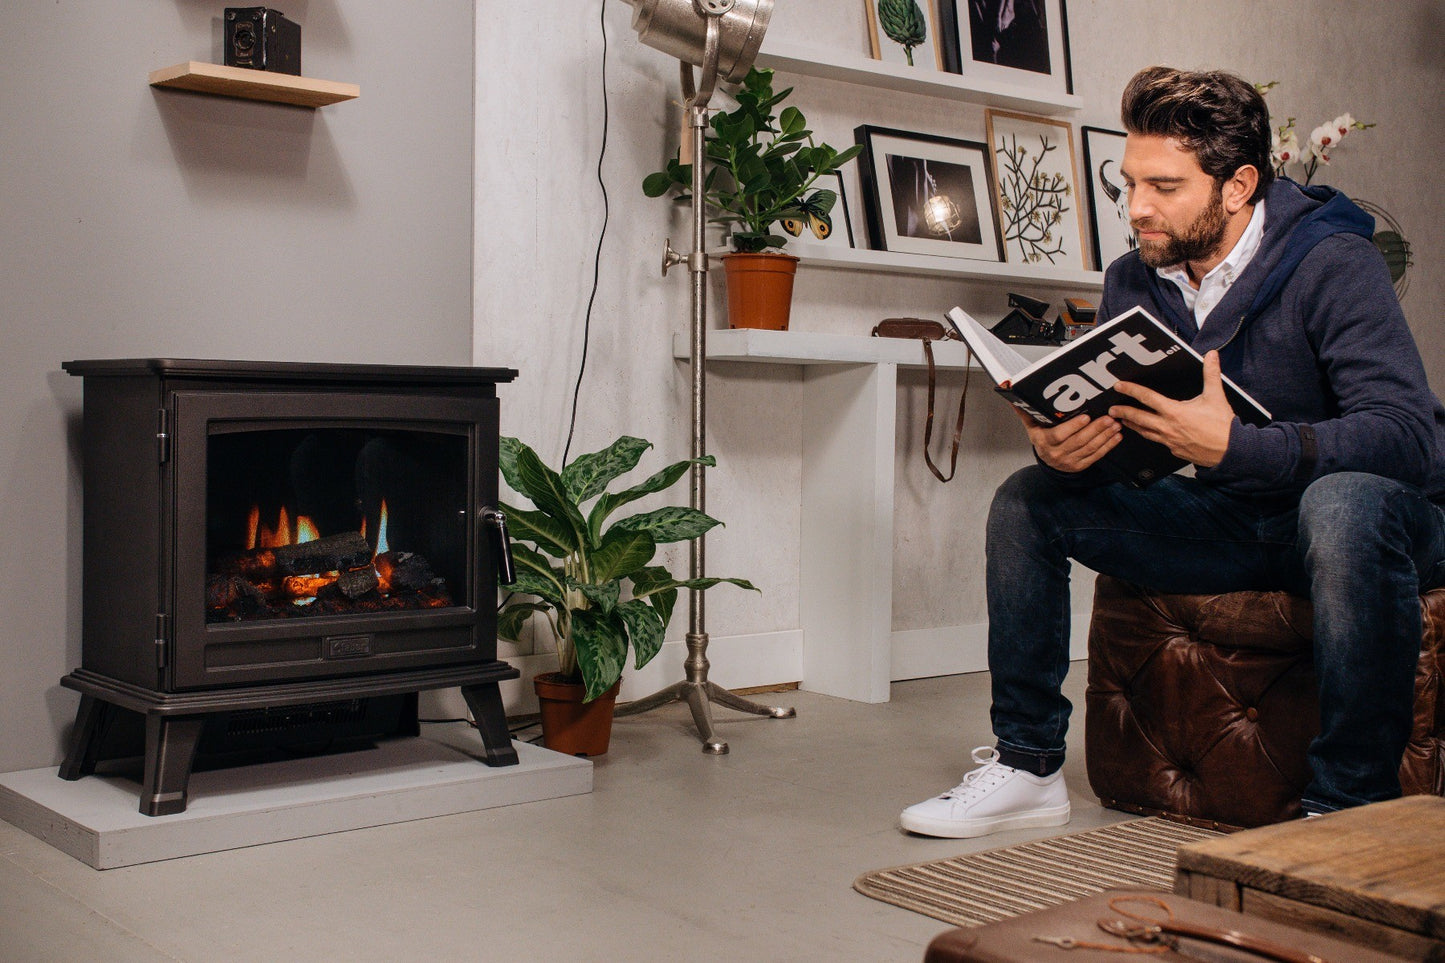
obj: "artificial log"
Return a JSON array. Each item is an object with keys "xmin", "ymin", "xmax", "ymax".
[
  {"xmin": 215, "ymin": 549, "xmax": 279, "ymax": 580},
  {"xmin": 375, "ymin": 551, "xmax": 437, "ymax": 592},
  {"xmin": 336, "ymin": 565, "xmax": 380, "ymax": 598},
  {"xmin": 273, "ymin": 531, "xmax": 373, "ymax": 575},
  {"xmin": 282, "ymin": 573, "xmax": 338, "ymax": 598}
]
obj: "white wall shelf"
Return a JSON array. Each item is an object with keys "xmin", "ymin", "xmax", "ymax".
[
  {"xmin": 787, "ymin": 239, "xmax": 1103, "ymax": 291},
  {"xmin": 675, "ymin": 329, "xmax": 1052, "ymax": 702},
  {"xmin": 149, "ymin": 62, "xmax": 359, "ymax": 108},
  {"xmin": 693, "ymin": 41, "xmax": 1084, "ymax": 702},
  {"xmin": 754, "ymin": 40, "xmax": 1081, "ymax": 115},
  {"xmin": 673, "ymin": 328, "xmax": 1052, "ymax": 369}
]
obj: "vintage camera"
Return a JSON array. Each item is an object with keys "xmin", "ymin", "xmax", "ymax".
[
  {"xmin": 224, "ymin": 7, "xmax": 301, "ymax": 75},
  {"xmin": 991, "ymin": 292, "xmax": 1066, "ymax": 346}
]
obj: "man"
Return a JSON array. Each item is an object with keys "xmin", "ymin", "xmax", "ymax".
[{"xmin": 901, "ymin": 65, "xmax": 1445, "ymax": 838}]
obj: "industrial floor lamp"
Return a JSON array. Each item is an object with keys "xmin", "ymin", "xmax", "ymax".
[{"xmin": 615, "ymin": 0, "xmax": 795, "ymax": 753}]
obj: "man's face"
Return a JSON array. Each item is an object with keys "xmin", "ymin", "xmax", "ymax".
[{"xmin": 1120, "ymin": 133, "xmax": 1229, "ymax": 269}]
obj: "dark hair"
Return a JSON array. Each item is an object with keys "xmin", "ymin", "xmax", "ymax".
[{"xmin": 1120, "ymin": 66, "xmax": 1274, "ymax": 203}]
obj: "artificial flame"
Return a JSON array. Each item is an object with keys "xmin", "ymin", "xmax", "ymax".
[
  {"xmin": 246, "ymin": 504, "xmax": 321, "ymax": 550},
  {"xmin": 376, "ymin": 499, "xmax": 390, "ymax": 555}
]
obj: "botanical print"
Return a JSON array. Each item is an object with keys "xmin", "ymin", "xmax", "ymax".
[
  {"xmin": 986, "ymin": 110, "xmax": 1084, "ymax": 269},
  {"xmin": 866, "ymin": 0, "xmax": 943, "ymax": 69}
]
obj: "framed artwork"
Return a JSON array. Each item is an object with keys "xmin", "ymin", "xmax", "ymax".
[
  {"xmin": 937, "ymin": 0, "xmax": 1073, "ymax": 96},
  {"xmin": 854, "ymin": 124, "xmax": 1002, "ymax": 262},
  {"xmin": 864, "ymin": 0, "xmax": 944, "ymax": 70},
  {"xmin": 984, "ymin": 109, "xmax": 1085, "ymax": 268},
  {"xmin": 1081, "ymin": 126, "xmax": 1134, "ymax": 271}
]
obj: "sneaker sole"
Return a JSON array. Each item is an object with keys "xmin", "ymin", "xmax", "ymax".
[{"xmin": 899, "ymin": 802, "xmax": 1071, "ymax": 839}]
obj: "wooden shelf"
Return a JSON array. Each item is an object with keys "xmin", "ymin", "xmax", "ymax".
[
  {"xmin": 149, "ymin": 62, "xmax": 359, "ymax": 108},
  {"xmin": 786, "ymin": 240, "xmax": 1103, "ymax": 291},
  {"xmin": 673, "ymin": 327, "xmax": 1053, "ymax": 368},
  {"xmin": 754, "ymin": 40, "xmax": 1080, "ymax": 115}
]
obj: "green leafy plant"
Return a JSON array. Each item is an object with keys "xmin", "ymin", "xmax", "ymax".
[
  {"xmin": 496, "ymin": 436, "xmax": 756, "ymax": 701},
  {"xmin": 642, "ymin": 67, "xmax": 862, "ymax": 254},
  {"xmin": 878, "ymin": 0, "xmax": 928, "ymax": 66}
]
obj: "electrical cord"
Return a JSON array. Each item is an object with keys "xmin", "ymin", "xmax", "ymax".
[{"xmin": 562, "ymin": 0, "xmax": 612, "ymax": 466}]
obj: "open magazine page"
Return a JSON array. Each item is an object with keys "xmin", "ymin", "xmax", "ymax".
[
  {"xmin": 944, "ymin": 307, "xmax": 1032, "ymax": 386},
  {"xmin": 944, "ymin": 304, "xmax": 1271, "ymax": 487}
]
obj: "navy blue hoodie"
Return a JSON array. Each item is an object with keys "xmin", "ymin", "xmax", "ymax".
[{"xmin": 1097, "ymin": 177, "xmax": 1445, "ymax": 499}]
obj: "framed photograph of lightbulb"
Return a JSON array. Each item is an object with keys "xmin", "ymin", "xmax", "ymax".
[{"xmin": 853, "ymin": 125, "xmax": 1003, "ymax": 262}]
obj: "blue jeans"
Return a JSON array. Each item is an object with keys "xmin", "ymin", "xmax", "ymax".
[{"xmin": 986, "ymin": 467, "xmax": 1445, "ymax": 812}]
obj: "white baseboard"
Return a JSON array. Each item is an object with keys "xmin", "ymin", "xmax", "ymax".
[
  {"xmin": 420, "ymin": 614, "xmax": 1091, "ymax": 720},
  {"xmin": 889, "ymin": 613, "xmax": 1092, "ymax": 682},
  {"xmin": 420, "ymin": 628, "xmax": 805, "ymax": 720}
]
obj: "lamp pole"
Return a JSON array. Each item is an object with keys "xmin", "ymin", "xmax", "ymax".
[{"xmin": 615, "ymin": 0, "xmax": 794, "ymax": 753}]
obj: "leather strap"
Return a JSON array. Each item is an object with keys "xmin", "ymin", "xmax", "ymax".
[
  {"xmin": 1097, "ymin": 896, "xmax": 1333, "ymax": 963},
  {"xmin": 920, "ymin": 339, "xmax": 972, "ymax": 483},
  {"xmin": 871, "ymin": 319, "xmax": 972, "ymax": 484}
]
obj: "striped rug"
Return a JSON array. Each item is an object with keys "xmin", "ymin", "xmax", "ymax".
[{"xmin": 853, "ymin": 817, "xmax": 1225, "ymax": 927}]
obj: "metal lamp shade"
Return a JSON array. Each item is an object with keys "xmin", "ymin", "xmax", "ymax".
[{"xmin": 622, "ymin": 0, "xmax": 772, "ymax": 84}]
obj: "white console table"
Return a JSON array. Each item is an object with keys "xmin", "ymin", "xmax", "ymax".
[{"xmin": 675, "ymin": 328, "xmax": 1051, "ymax": 703}]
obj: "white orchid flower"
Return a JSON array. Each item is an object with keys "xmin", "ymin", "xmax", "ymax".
[
  {"xmin": 1272, "ymin": 127, "xmax": 1301, "ymax": 167},
  {"xmin": 1309, "ymin": 122, "xmax": 1338, "ymax": 163}
]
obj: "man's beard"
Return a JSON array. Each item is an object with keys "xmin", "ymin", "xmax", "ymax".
[{"xmin": 1134, "ymin": 188, "xmax": 1228, "ymax": 269}]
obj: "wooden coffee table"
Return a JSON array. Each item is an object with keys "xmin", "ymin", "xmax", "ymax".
[{"xmin": 1174, "ymin": 795, "xmax": 1445, "ymax": 960}]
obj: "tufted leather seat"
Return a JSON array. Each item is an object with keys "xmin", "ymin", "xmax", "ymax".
[{"xmin": 1084, "ymin": 576, "xmax": 1445, "ymax": 828}]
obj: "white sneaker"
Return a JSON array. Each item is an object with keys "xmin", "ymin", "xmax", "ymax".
[{"xmin": 900, "ymin": 746, "xmax": 1071, "ymax": 838}]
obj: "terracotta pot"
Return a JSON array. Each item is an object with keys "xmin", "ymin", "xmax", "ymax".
[
  {"xmin": 533, "ymin": 671, "xmax": 620, "ymax": 757},
  {"xmin": 721, "ymin": 251, "xmax": 799, "ymax": 330}
]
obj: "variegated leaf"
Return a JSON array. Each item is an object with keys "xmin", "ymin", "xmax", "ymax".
[
  {"xmin": 561, "ymin": 436, "xmax": 651, "ymax": 504},
  {"xmin": 571, "ymin": 609, "xmax": 628, "ymax": 702},
  {"xmin": 613, "ymin": 506, "xmax": 721, "ymax": 544},
  {"xmin": 617, "ymin": 599, "xmax": 665, "ymax": 669}
]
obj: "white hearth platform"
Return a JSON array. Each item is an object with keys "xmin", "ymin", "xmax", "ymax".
[{"xmin": 0, "ymin": 736, "xmax": 591, "ymax": 869}]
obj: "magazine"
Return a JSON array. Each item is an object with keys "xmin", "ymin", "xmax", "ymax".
[{"xmin": 944, "ymin": 305, "xmax": 1272, "ymax": 486}]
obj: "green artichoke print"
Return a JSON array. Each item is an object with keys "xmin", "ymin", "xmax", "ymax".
[{"xmin": 878, "ymin": 0, "xmax": 927, "ymax": 66}]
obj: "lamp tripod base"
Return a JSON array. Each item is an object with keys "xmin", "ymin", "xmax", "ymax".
[{"xmin": 614, "ymin": 632, "xmax": 796, "ymax": 754}]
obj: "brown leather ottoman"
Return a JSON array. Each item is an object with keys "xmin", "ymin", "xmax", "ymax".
[{"xmin": 1084, "ymin": 576, "xmax": 1445, "ymax": 828}]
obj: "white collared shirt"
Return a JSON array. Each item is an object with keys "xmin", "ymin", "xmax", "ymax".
[{"xmin": 1156, "ymin": 199, "xmax": 1267, "ymax": 327}]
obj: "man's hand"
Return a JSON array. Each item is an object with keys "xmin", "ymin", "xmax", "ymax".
[
  {"xmin": 1109, "ymin": 350, "xmax": 1234, "ymax": 468},
  {"xmin": 1014, "ymin": 407, "xmax": 1123, "ymax": 473}
]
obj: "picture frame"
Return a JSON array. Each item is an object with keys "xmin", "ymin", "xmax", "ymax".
[
  {"xmin": 1081, "ymin": 126, "xmax": 1134, "ymax": 271},
  {"xmin": 937, "ymin": 0, "xmax": 1073, "ymax": 96},
  {"xmin": 854, "ymin": 124, "xmax": 1002, "ymax": 262},
  {"xmin": 984, "ymin": 109, "xmax": 1086, "ymax": 269},
  {"xmin": 864, "ymin": 0, "xmax": 945, "ymax": 70},
  {"xmin": 808, "ymin": 170, "xmax": 857, "ymax": 249}
]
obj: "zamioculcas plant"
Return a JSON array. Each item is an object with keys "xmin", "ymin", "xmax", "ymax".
[
  {"xmin": 496, "ymin": 435, "xmax": 756, "ymax": 701},
  {"xmin": 642, "ymin": 67, "xmax": 862, "ymax": 253}
]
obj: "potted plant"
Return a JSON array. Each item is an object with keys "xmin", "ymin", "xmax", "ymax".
[
  {"xmin": 642, "ymin": 66, "xmax": 862, "ymax": 330},
  {"xmin": 496, "ymin": 435, "xmax": 755, "ymax": 755}
]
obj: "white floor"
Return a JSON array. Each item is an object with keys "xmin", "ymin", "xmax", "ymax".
[{"xmin": 0, "ymin": 669, "xmax": 1129, "ymax": 962}]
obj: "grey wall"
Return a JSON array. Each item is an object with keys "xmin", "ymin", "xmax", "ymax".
[
  {"xmin": 5, "ymin": 0, "xmax": 1442, "ymax": 772},
  {"xmin": 479, "ymin": 0, "xmax": 1445, "ymax": 664},
  {"xmin": 0, "ymin": 1, "xmax": 475, "ymax": 771}
]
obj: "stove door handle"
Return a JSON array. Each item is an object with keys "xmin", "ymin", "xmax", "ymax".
[{"xmin": 480, "ymin": 507, "xmax": 516, "ymax": 586}]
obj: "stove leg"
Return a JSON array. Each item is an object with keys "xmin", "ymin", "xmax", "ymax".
[
  {"xmin": 141, "ymin": 714, "xmax": 205, "ymax": 816},
  {"xmin": 58, "ymin": 694, "xmax": 117, "ymax": 781},
  {"xmin": 459, "ymin": 682, "xmax": 519, "ymax": 766}
]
